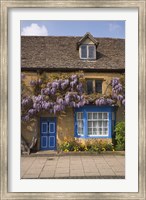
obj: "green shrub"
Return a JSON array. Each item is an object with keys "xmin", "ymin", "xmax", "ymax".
[{"xmin": 115, "ymin": 121, "xmax": 125, "ymax": 151}]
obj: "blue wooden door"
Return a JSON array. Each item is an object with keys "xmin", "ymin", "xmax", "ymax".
[{"xmin": 40, "ymin": 117, "xmax": 56, "ymax": 150}]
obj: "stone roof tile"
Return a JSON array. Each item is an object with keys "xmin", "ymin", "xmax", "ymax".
[{"xmin": 21, "ymin": 36, "xmax": 125, "ymax": 70}]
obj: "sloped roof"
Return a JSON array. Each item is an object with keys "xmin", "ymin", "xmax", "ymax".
[{"xmin": 21, "ymin": 35, "xmax": 125, "ymax": 71}]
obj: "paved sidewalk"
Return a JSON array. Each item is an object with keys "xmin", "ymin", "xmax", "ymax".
[{"xmin": 21, "ymin": 155, "xmax": 125, "ymax": 179}]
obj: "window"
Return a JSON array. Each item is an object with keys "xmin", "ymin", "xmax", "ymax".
[
  {"xmin": 87, "ymin": 112, "xmax": 108, "ymax": 136},
  {"xmin": 86, "ymin": 79, "xmax": 102, "ymax": 94},
  {"xmin": 75, "ymin": 106, "xmax": 115, "ymax": 139},
  {"xmin": 80, "ymin": 45, "xmax": 96, "ymax": 59}
]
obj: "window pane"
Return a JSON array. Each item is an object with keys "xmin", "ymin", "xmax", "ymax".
[
  {"xmin": 88, "ymin": 128, "xmax": 92, "ymax": 135},
  {"xmin": 95, "ymin": 80, "xmax": 102, "ymax": 93},
  {"xmin": 86, "ymin": 80, "xmax": 93, "ymax": 94},
  {"xmin": 103, "ymin": 131, "xmax": 107, "ymax": 135},
  {"xmin": 77, "ymin": 113, "xmax": 80, "ymax": 119},
  {"xmin": 77, "ymin": 112, "xmax": 83, "ymax": 135},
  {"xmin": 98, "ymin": 113, "xmax": 102, "ymax": 119},
  {"xmin": 103, "ymin": 113, "xmax": 108, "ymax": 119},
  {"xmin": 88, "ymin": 45, "xmax": 95, "ymax": 59},
  {"xmin": 93, "ymin": 113, "xmax": 97, "ymax": 119},
  {"xmin": 77, "ymin": 121, "xmax": 83, "ymax": 128},
  {"xmin": 93, "ymin": 128, "xmax": 97, "ymax": 135},
  {"xmin": 103, "ymin": 121, "xmax": 108, "ymax": 127},
  {"xmin": 88, "ymin": 113, "xmax": 92, "ymax": 119},
  {"xmin": 88, "ymin": 121, "xmax": 92, "ymax": 127},
  {"xmin": 93, "ymin": 121, "xmax": 98, "ymax": 128},
  {"xmin": 78, "ymin": 128, "xmax": 83, "ymax": 135},
  {"xmin": 78, "ymin": 129, "xmax": 83, "ymax": 135},
  {"xmin": 97, "ymin": 121, "xmax": 102, "ymax": 127},
  {"xmin": 77, "ymin": 112, "xmax": 83, "ymax": 119},
  {"xmin": 98, "ymin": 128, "xmax": 102, "ymax": 134},
  {"xmin": 103, "ymin": 128, "xmax": 108, "ymax": 132},
  {"xmin": 81, "ymin": 45, "xmax": 87, "ymax": 58}
]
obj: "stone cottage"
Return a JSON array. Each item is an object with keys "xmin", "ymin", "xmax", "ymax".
[{"xmin": 21, "ymin": 32, "xmax": 125, "ymax": 152}]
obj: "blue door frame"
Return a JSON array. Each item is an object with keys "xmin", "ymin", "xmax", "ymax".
[{"xmin": 40, "ymin": 117, "xmax": 56, "ymax": 150}]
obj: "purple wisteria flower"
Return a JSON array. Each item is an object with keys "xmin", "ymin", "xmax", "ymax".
[{"xmin": 22, "ymin": 75, "xmax": 125, "ymax": 122}]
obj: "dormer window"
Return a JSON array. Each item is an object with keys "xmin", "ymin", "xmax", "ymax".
[
  {"xmin": 80, "ymin": 45, "xmax": 96, "ymax": 59},
  {"xmin": 77, "ymin": 33, "xmax": 98, "ymax": 60}
]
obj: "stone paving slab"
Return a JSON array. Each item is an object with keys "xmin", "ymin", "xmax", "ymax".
[{"xmin": 21, "ymin": 155, "xmax": 125, "ymax": 179}]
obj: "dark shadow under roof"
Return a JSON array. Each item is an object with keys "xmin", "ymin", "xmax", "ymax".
[{"xmin": 21, "ymin": 36, "xmax": 125, "ymax": 71}]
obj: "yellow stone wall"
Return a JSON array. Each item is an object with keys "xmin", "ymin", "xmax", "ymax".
[
  {"xmin": 56, "ymin": 107, "xmax": 74, "ymax": 145},
  {"xmin": 21, "ymin": 71, "xmax": 124, "ymax": 150}
]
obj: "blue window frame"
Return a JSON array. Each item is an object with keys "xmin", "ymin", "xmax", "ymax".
[{"xmin": 74, "ymin": 105, "xmax": 116, "ymax": 139}]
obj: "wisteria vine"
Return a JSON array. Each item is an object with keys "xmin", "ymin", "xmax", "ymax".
[{"xmin": 21, "ymin": 73, "xmax": 125, "ymax": 122}]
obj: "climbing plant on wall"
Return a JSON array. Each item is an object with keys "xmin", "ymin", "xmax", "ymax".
[{"xmin": 21, "ymin": 72, "xmax": 125, "ymax": 122}]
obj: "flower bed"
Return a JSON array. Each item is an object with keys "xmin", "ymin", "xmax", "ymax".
[{"xmin": 58, "ymin": 139, "xmax": 115, "ymax": 153}]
